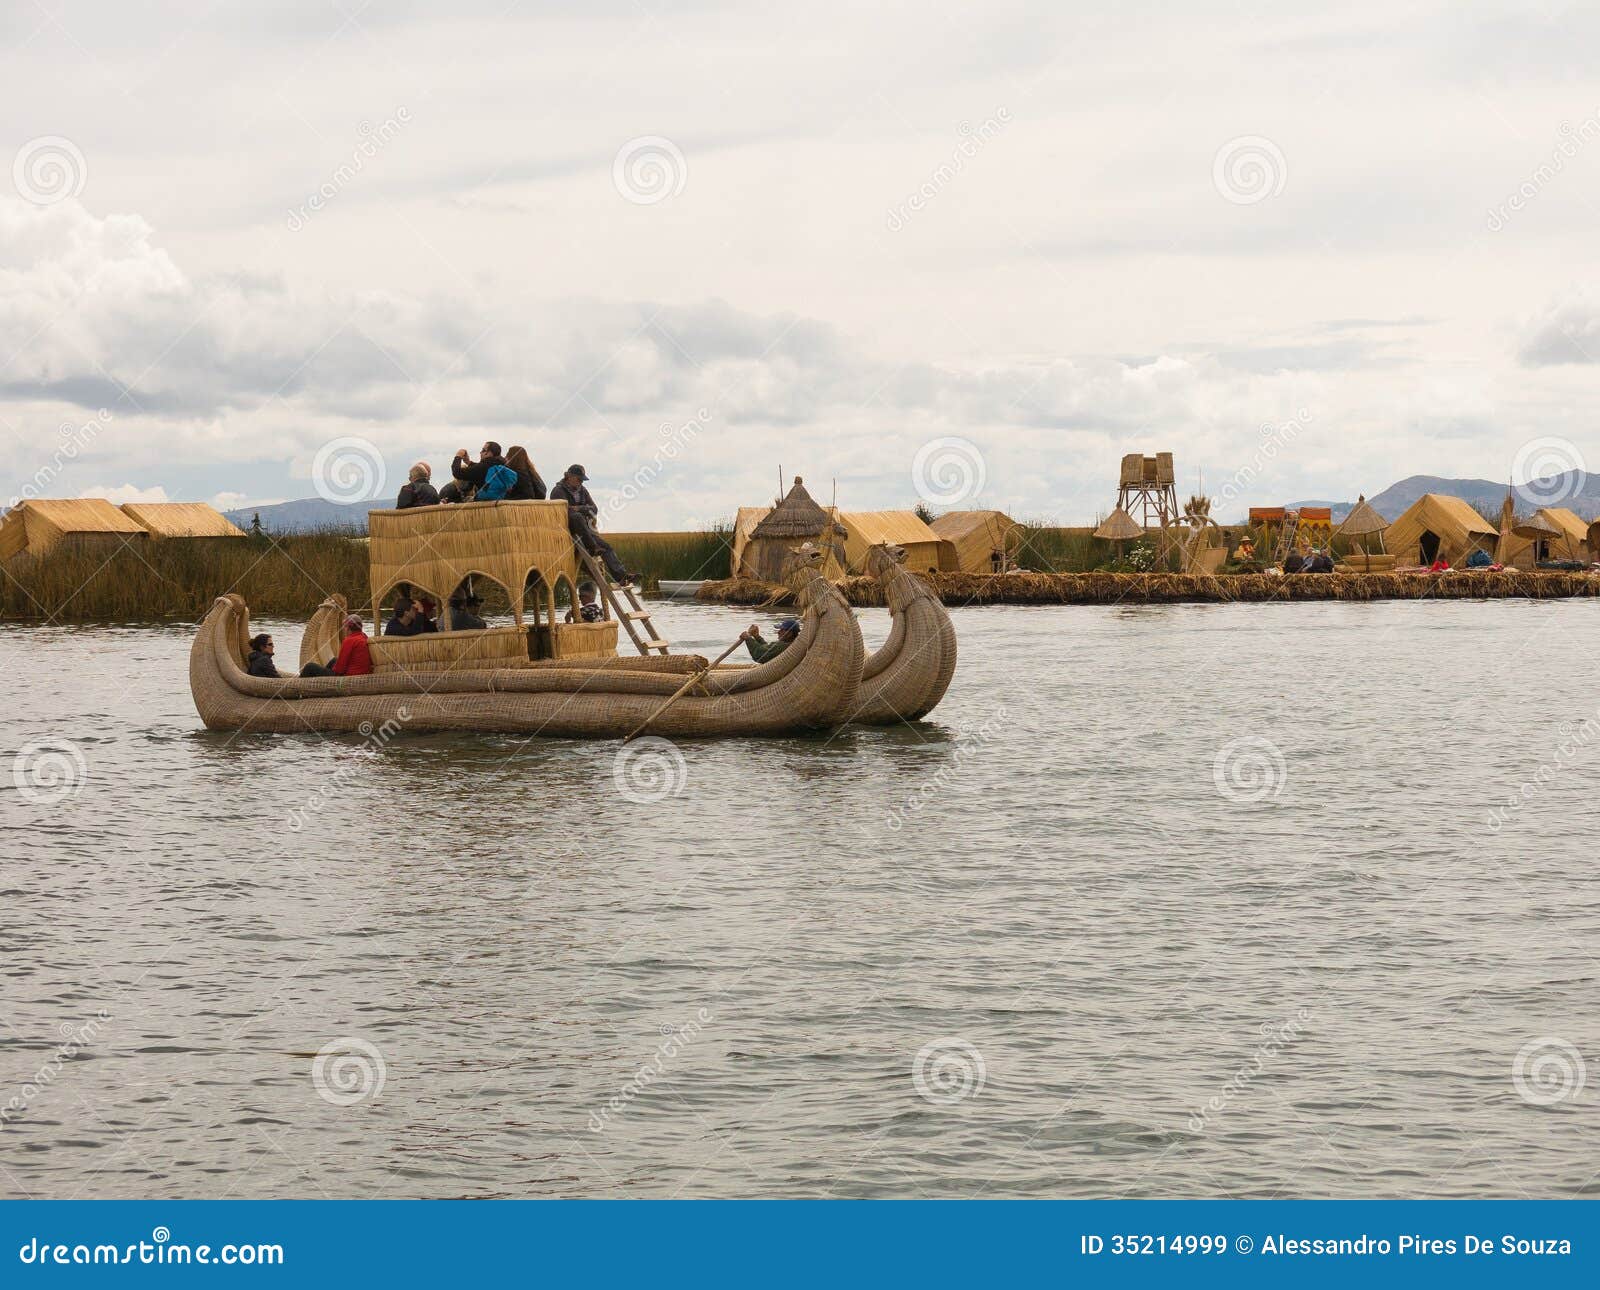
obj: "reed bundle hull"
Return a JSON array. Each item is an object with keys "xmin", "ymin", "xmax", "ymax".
[
  {"xmin": 191, "ymin": 590, "xmax": 864, "ymax": 739},
  {"xmin": 853, "ymin": 545, "xmax": 957, "ymax": 724}
]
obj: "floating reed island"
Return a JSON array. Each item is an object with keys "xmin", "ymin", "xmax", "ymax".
[{"xmin": 697, "ymin": 569, "xmax": 1600, "ymax": 608}]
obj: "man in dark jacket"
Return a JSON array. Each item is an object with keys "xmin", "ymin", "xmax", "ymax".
[
  {"xmin": 385, "ymin": 599, "xmax": 425, "ymax": 636},
  {"xmin": 449, "ymin": 591, "xmax": 487, "ymax": 631},
  {"xmin": 550, "ymin": 464, "xmax": 632, "ymax": 585},
  {"xmin": 742, "ymin": 618, "xmax": 800, "ymax": 662},
  {"xmin": 451, "ymin": 441, "xmax": 506, "ymax": 492},
  {"xmin": 396, "ymin": 463, "xmax": 439, "ymax": 509}
]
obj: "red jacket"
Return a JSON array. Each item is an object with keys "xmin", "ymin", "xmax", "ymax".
[{"xmin": 332, "ymin": 631, "xmax": 373, "ymax": 676}]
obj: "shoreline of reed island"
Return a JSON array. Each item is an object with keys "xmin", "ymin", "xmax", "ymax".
[{"xmin": 699, "ymin": 569, "xmax": 1600, "ymax": 608}]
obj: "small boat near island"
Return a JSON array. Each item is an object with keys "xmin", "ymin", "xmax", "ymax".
[{"xmin": 190, "ymin": 502, "xmax": 952, "ymax": 739}]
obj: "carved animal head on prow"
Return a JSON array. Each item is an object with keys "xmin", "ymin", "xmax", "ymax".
[
  {"xmin": 865, "ymin": 542, "xmax": 908, "ymax": 576},
  {"xmin": 781, "ymin": 543, "xmax": 826, "ymax": 581}
]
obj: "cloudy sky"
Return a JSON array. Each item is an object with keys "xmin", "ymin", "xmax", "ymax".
[{"xmin": 2, "ymin": 1, "xmax": 1597, "ymax": 525}]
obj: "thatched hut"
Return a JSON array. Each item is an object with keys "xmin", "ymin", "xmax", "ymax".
[
  {"xmin": 733, "ymin": 478, "xmax": 847, "ymax": 581},
  {"xmin": 837, "ymin": 510, "xmax": 944, "ymax": 574},
  {"xmin": 0, "ymin": 498, "xmax": 147, "ymax": 564},
  {"xmin": 1383, "ymin": 494, "xmax": 1499, "ymax": 567},
  {"xmin": 929, "ymin": 509, "xmax": 1020, "ymax": 573},
  {"xmin": 1499, "ymin": 506, "xmax": 1591, "ymax": 567},
  {"xmin": 1334, "ymin": 495, "xmax": 1393, "ymax": 571},
  {"xmin": 1093, "ymin": 505, "xmax": 1142, "ymax": 561},
  {"xmin": 120, "ymin": 501, "xmax": 247, "ymax": 540}
]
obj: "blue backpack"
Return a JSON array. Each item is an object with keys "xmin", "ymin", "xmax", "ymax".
[{"xmin": 477, "ymin": 463, "xmax": 518, "ymax": 501}]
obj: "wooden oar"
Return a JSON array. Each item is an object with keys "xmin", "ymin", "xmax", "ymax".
[{"xmin": 622, "ymin": 635, "xmax": 748, "ymax": 743}]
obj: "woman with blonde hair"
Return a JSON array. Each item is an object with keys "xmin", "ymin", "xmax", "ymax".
[{"xmin": 395, "ymin": 461, "xmax": 439, "ymax": 509}]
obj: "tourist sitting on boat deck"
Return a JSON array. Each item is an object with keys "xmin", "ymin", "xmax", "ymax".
[
  {"xmin": 395, "ymin": 462, "xmax": 439, "ymax": 509},
  {"xmin": 1282, "ymin": 549, "xmax": 1306, "ymax": 574},
  {"xmin": 449, "ymin": 590, "xmax": 487, "ymax": 631},
  {"xmin": 438, "ymin": 479, "xmax": 472, "ymax": 504},
  {"xmin": 565, "ymin": 581, "xmax": 603, "ymax": 623},
  {"xmin": 416, "ymin": 597, "xmax": 441, "ymax": 632},
  {"xmin": 551, "ymin": 464, "xmax": 633, "ymax": 585},
  {"xmin": 504, "ymin": 445, "xmax": 547, "ymax": 500},
  {"xmin": 385, "ymin": 599, "xmax": 425, "ymax": 636},
  {"xmin": 742, "ymin": 618, "xmax": 800, "ymax": 663},
  {"xmin": 301, "ymin": 615, "xmax": 373, "ymax": 677},
  {"xmin": 1305, "ymin": 548, "xmax": 1335, "ymax": 573},
  {"xmin": 452, "ymin": 441, "xmax": 506, "ymax": 489},
  {"xmin": 246, "ymin": 633, "xmax": 280, "ymax": 678}
]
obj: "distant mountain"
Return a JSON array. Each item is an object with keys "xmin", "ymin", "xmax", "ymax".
[
  {"xmin": 1292, "ymin": 472, "xmax": 1600, "ymax": 525},
  {"xmin": 223, "ymin": 498, "xmax": 369, "ymax": 533}
]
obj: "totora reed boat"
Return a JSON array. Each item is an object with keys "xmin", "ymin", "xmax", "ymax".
[
  {"xmin": 852, "ymin": 542, "xmax": 958, "ymax": 724},
  {"xmin": 190, "ymin": 502, "xmax": 889, "ymax": 739}
]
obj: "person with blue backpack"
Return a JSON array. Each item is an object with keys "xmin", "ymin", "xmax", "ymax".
[{"xmin": 451, "ymin": 441, "xmax": 520, "ymax": 500}]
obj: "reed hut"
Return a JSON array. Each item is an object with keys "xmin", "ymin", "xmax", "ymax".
[
  {"xmin": 1093, "ymin": 505, "xmax": 1142, "ymax": 561},
  {"xmin": 837, "ymin": 510, "xmax": 944, "ymax": 574},
  {"xmin": 1383, "ymin": 493, "xmax": 1498, "ymax": 567},
  {"xmin": 120, "ymin": 501, "xmax": 247, "ymax": 540},
  {"xmin": 0, "ymin": 498, "xmax": 147, "ymax": 564},
  {"xmin": 1499, "ymin": 506, "xmax": 1591, "ymax": 568},
  {"xmin": 1334, "ymin": 495, "xmax": 1393, "ymax": 571},
  {"xmin": 929, "ymin": 509, "xmax": 1020, "ymax": 574},
  {"xmin": 734, "ymin": 478, "xmax": 847, "ymax": 581}
]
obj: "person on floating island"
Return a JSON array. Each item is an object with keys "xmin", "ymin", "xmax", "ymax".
[
  {"xmin": 1428, "ymin": 556, "xmax": 1451, "ymax": 573},
  {"xmin": 1234, "ymin": 535, "xmax": 1257, "ymax": 562},
  {"xmin": 742, "ymin": 618, "xmax": 800, "ymax": 663},
  {"xmin": 1283, "ymin": 549, "xmax": 1306, "ymax": 573},
  {"xmin": 1306, "ymin": 548, "xmax": 1335, "ymax": 573}
]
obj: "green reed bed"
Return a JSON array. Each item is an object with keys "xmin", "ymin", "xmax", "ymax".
[
  {"xmin": 608, "ymin": 524, "xmax": 733, "ymax": 587},
  {"xmin": 0, "ymin": 531, "xmax": 370, "ymax": 622}
]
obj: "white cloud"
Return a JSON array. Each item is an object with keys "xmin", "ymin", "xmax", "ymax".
[{"xmin": 79, "ymin": 483, "xmax": 169, "ymax": 504}]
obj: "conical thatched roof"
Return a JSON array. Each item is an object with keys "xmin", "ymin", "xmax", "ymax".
[
  {"xmin": 1335, "ymin": 494, "xmax": 1388, "ymax": 537},
  {"xmin": 750, "ymin": 476, "xmax": 838, "ymax": 539},
  {"xmin": 1512, "ymin": 510, "xmax": 1562, "ymax": 540},
  {"xmin": 1094, "ymin": 505, "xmax": 1142, "ymax": 542}
]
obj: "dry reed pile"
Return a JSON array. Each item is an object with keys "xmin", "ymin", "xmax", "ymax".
[
  {"xmin": 1, "ymin": 532, "xmax": 370, "ymax": 621},
  {"xmin": 697, "ymin": 569, "xmax": 1600, "ymax": 608}
]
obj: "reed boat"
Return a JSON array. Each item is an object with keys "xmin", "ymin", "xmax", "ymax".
[
  {"xmin": 852, "ymin": 542, "xmax": 958, "ymax": 724},
  {"xmin": 190, "ymin": 502, "xmax": 865, "ymax": 739}
]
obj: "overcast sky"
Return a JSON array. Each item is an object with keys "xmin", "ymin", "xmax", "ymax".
[{"xmin": 2, "ymin": 1, "xmax": 1597, "ymax": 525}]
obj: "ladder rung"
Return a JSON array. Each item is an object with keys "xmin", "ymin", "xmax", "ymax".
[
  {"xmin": 641, "ymin": 639, "xmax": 669, "ymax": 650},
  {"xmin": 624, "ymin": 610, "xmax": 651, "ymax": 619}
]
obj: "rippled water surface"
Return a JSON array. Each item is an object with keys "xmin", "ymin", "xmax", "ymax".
[{"xmin": 3, "ymin": 598, "xmax": 1598, "ymax": 1198}]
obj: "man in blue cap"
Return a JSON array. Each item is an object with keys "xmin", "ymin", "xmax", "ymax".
[{"xmin": 742, "ymin": 617, "xmax": 800, "ymax": 663}]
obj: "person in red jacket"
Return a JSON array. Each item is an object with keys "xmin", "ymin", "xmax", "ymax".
[{"xmin": 301, "ymin": 615, "xmax": 372, "ymax": 677}]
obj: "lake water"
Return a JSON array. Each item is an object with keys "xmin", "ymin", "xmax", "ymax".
[{"xmin": 2, "ymin": 598, "xmax": 1597, "ymax": 1199}]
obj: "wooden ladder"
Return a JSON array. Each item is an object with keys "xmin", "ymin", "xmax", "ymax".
[
  {"xmin": 574, "ymin": 545, "xmax": 670, "ymax": 656},
  {"xmin": 1273, "ymin": 510, "xmax": 1302, "ymax": 563}
]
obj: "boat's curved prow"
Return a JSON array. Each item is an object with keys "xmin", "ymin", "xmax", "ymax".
[
  {"xmin": 853, "ymin": 542, "xmax": 957, "ymax": 723},
  {"xmin": 299, "ymin": 595, "xmax": 348, "ymax": 673}
]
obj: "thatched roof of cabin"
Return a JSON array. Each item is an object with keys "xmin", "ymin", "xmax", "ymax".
[
  {"xmin": 1094, "ymin": 506, "xmax": 1142, "ymax": 542},
  {"xmin": 1335, "ymin": 495, "xmax": 1388, "ymax": 537},
  {"xmin": 1511, "ymin": 510, "xmax": 1562, "ymax": 540},
  {"xmin": 750, "ymin": 477, "xmax": 839, "ymax": 539},
  {"xmin": 120, "ymin": 501, "xmax": 246, "ymax": 538},
  {"xmin": 837, "ymin": 510, "xmax": 942, "ymax": 548}
]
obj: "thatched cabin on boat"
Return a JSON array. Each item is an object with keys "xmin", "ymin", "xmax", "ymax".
[
  {"xmin": 836, "ymin": 510, "xmax": 944, "ymax": 574},
  {"xmin": 1383, "ymin": 494, "xmax": 1498, "ymax": 567},
  {"xmin": 0, "ymin": 498, "xmax": 147, "ymax": 564},
  {"xmin": 120, "ymin": 501, "xmax": 247, "ymax": 540},
  {"xmin": 730, "ymin": 478, "xmax": 847, "ymax": 580},
  {"xmin": 929, "ymin": 509, "xmax": 1021, "ymax": 573}
]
